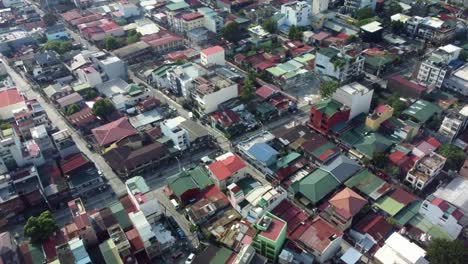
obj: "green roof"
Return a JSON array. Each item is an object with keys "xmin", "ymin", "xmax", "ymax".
[
  {"xmin": 318, "ymin": 47, "xmax": 339, "ymax": 58},
  {"xmin": 210, "ymin": 247, "xmax": 234, "ymax": 264},
  {"xmin": 28, "ymin": 243, "xmax": 45, "ymax": 264},
  {"xmin": 393, "ymin": 200, "xmax": 422, "ymax": 226},
  {"xmin": 126, "ymin": 176, "xmax": 150, "ymax": 194},
  {"xmin": 73, "ymin": 83, "xmax": 91, "ymax": 92},
  {"xmin": 126, "ymin": 84, "xmax": 143, "ymax": 96},
  {"xmin": 109, "ymin": 201, "xmax": 132, "ymax": 230},
  {"xmin": 152, "ymin": 64, "xmax": 175, "ymax": 78},
  {"xmin": 313, "ymin": 99, "xmax": 344, "ymax": 117},
  {"xmin": 402, "ymin": 100, "xmax": 442, "ymax": 123},
  {"xmin": 166, "ymin": 166, "xmax": 213, "ymax": 199},
  {"xmin": 272, "ymin": 152, "xmax": 301, "ymax": 170},
  {"xmin": 353, "ymin": 132, "xmax": 393, "ymax": 158},
  {"xmin": 166, "ymin": 2, "xmax": 189, "ymax": 11},
  {"xmin": 256, "ymin": 102, "xmax": 277, "ymax": 115},
  {"xmin": 291, "ymin": 169, "xmax": 340, "ymax": 204},
  {"xmin": 266, "ymin": 67, "xmax": 286, "ymax": 77},
  {"xmin": 310, "ymin": 142, "xmax": 337, "ymax": 161},
  {"xmin": 294, "ymin": 53, "xmax": 315, "ymax": 65},
  {"xmin": 408, "ymin": 214, "xmax": 454, "ymax": 240},
  {"xmin": 340, "ymin": 129, "xmax": 362, "ymax": 145},
  {"xmin": 345, "ymin": 170, "xmax": 388, "ymax": 200},
  {"xmin": 364, "ymin": 54, "xmax": 394, "ymax": 68},
  {"xmin": 374, "ymin": 196, "xmax": 405, "ymax": 216}
]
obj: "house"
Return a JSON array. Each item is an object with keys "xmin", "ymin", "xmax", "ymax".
[
  {"xmin": 247, "ymin": 143, "xmax": 279, "ymax": 167},
  {"xmin": 387, "ymin": 75, "xmax": 427, "ymax": 98},
  {"xmin": 96, "ymin": 79, "xmax": 151, "ymax": 111},
  {"xmin": 200, "ymin": 46, "xmax": 225, "ymax": 66},
  {"xmin": 210, "ymin": 109, "xmax": 243, "ymax": 136},
  {"xmin": 444, "ymin": 63, "xmax": 468, "ymax": 96},
  {"xmin": 419, "ymin": 196, "xmax": 463, "ymax": 239},
  {"xmin": 91, "ymin": 117, "xmax": 138, "ymax": 148},
  {"xmin": 104, "ymin": 142, "xmax": 170, "ymax": 178},
  {"xmin": 332, "ymin": 82, "xmax": 373, "ymax": 121},
  {"xmin": 140, "ymin": 31, "xmax": 184, "ymax": 56},
  {"xmin": 91, "ymin": 54, "xmax": 127, "ymax": 81},
  {"xmin": 76, "ymin": 66, "xmax": 103, "ymax": 88},
  {"xmin": 308, "ymin": 99, "xmax": 350, "ymax": 135},
  {"xmin": 174, "ymin": 12, "xmax": 204, "ymax": 34},
  {"xmin": 404, "ymin": 16, "xmax": 456, "ymax": 45},
  {"xmin": 277, "ymin": 2, "xmax": 312, "ymax": 28},
  {"xmin": 128, "ymin": 211, "xmax": 159, "ymax": 258},
  {"xmin": 416, "ymin": 44, "xmax": 461, "ymax": 89},
  {"xmin": 43, "ymin": 84, "xmax": 72, "ymax": 101},
  {"xmin": 402, "ymin": 100, "xmax": 442, "ymax": 124},
  {"xmin": 374, "ymin": 232, "xmax": 428, "ymax": 264},
  {"xmin": 291, "ymin": 216, "xmax": 343, "ymax": 263},
  {"xmin": 160, "ymin": 117, "xmax": 190, "ymax": 151},
  {"xmin": 207, "ymin": 152, "xmax": 246, "ymax": 190},
  {"xmin": 322, "ymin": 187, "xmax": 367, "ymax": 230},
  {"xmin": 197, "ymin": 7, "xmax": 223, "ymax": 34},
  {"xmin": 344, "ymin": 0, "xmax": 376, "ymax": 12},
  {"xmin": 252, "ymin": 212, "xmax": 287, "ymax": 262},
  {"xmin": 375, "ymin": 188, "xmax": 415, "ymax": 217},
  {"xmin": 113, "ymin": 41, "xmax": 152, "ymax": 65},
  {"xmin": 186, "ymin": 191, "xmax": 229, "ymax": 225},
  {"xmin": 349, "ymin": 214, "xmax": 392, "ymax": 253},
  {"xmin": 45, "ymin": 23, "xmax": 69, "ymax": 41},
  {"xmin": 345, "ymin": 169, "xmax": 391, "ymax": 201},
  {"xmin": 79, "ymin": 19, "xmax": 125, "ymax": 42},
  {"xmin": 165, "ymin": 166, "xmax": 214, "ymax": 205},
  {"xmin": 13, "ymin": 99, "xmax": 50, "ymax": 140},
  {"xmin": 165, "ymin": 62, "xmax": 207, "ymax": 97},
  {"xmin": 191, "ymin": 74, "xmax": 238, "ymax": 115},
  {"xmin": 433, "ymin": 176, "xmax": 468, "ymax": 216},
  {"xmin": 290, "ymin": 168, "xmax": 340, "ymax": 205},
  {"xmin": 125, "ymin": 176, "xmax": 162, "ymax": 223},
  {"xmin": 314, "ymin": 47, "xmax": 365, "ymax": 84},
  {"xmin": 405, "ymin": 151, "xmax": 446, "ymax": 190},
  {"xmin": 99, "ymin": 239, "xmax": 123, "ymax": 264},
  {"xmin": 178, "ymin": 118, "xmax": 213, "ymax": 150},
  {"xmin": 0, "ymin": 29, "xmax": 35, "ymax": 56},
  {"xmin": 118, "ymin": 2, "xmax": 139, "ymax": 18},
  {"xmin": 438, "ymin": 106, "xmax": 468, "ymax": 142},
  {"xmin": 67, "ymin": 106, "xmax": 97, "ymax": 131},
  {"xmin": 0, "ymin": 88, "xmax": 26, "ymax": 120},
  {"xmin": 56, "ymin": 93, "xmax": 83, "ymax": 109},
  {"xmin": 365, "ymin": 105, "xmax": 394, "ymax": 131}
]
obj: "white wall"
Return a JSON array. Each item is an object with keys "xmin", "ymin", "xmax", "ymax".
[
  {"xmin": 201, "ymin": 50, "xmax": 225, "ymax": 66},
  {"xmin": 197, "ymin": 84, "xmax": 238, "ymax": 114},
  {"xmin": 311, "ymin": 0, "xmax": 329, "ymax": 15},
  {"xmin": 318, "ymin": 235, "xmax": 343, "ymax": 263},
  {"xmin": 279, "ymin": 2, "xmax": 312, "ymax": 27},
  {"xmin": 420, "ymin": 201, "xmax": 462, "ymax": 239},
  {"xmin": 332, "ymin": 83, "xmax": 373, "ymax": 120}
]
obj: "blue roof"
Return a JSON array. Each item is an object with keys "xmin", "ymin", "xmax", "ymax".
[
  {"xmin": 248, "ymin": 143, "xmax": 278, "ymax": 162},
  {"xmin": 340, "ymin": 247, "xmax": 362, "ymax": 264}
]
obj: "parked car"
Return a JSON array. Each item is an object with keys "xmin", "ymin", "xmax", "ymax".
[
  {"xmin": 185, "ymin": 253, "xmax": 195, "ymax": 264},
  {"xmin": 176, "ymin": 228, "xmax": 185, "ymax": 239}
]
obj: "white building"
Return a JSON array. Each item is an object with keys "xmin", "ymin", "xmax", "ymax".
[
  {"xmin": 444, "ymin": 63, "xmax": 468, "ymax": 96},
  {"xmin": 311, "ymin": 0, "xmax": 329, "ymax": 15},
  {"xmin": 128, "ymin": 211, "xmax": 158, "ymax": 258},
  {"xmin": 200, "ymin": 46, "xmax": 225, "ymax": 66},
  {"xmin": 198, "ymin": 7, "xmax": 223, "ymax": 33},
  {"xmin": 405, "ymin": 152, "xmax": 446, "ymax": 190},
  {"xmin": 1, "ymin": 0, "xmax": 22, "ymax": 8},
  {"xmin": 160, "ymin": 117, "xmax": 190, "ymax": 150},
  {"xmin": 126, "ymin": 176, "xmax": 162, "ymax": 223},
  {"xmin": 438, "ymin": 106, "xmax": 468, "ymax": 142},
  {"xmin": 433, "ymin": 176, "xmax": 468, "ymax": 217},
  {"xmin": 52, "ymin": 129, "xmax": 80, "ymax": 159},
  {"xmin": 0, "ymin": 128, "xmax": 23, "ymax": 174},
  {"xmin": 96, "ymin": 79, "xmax": 151, "ymax": 111},
  {"xmin": 76, "ymin": 66, "xmax": 103, "ymax": 88},
  {"xmin": 344, "ymin": 0, "xmax": 376, "ymax": 12},
  {"xmin": 278, "ymin": 1, "xmax": 312, "ymax": 28},
  {"xmin": 31, "ymin": 125, "xmax": 54, "ymax": 154},
  {"xmin": 417, "ymin": 44, "xmax": 461, "ymax": 89},
  {"xmin": 93, "ymin": 55, "xmax": 127, "ymax": 81},
  {"xmin": 375, "ymin": 232, "xmax": 428, "ymax": 264},
  {"xmin": 166, "ymin": 63, "xmax": 207, "ymax": 97},
  {"xmin": 206, "ymin": 152, "xmax": 247, "ymax": 190},
  {"xmin": 315, "ymin": 47, "xmax": 365, "ymax": 84},
  {"xmin": 191, "ymin": 74, "xmax": 238, "ymax": 115},
  {"xmin": 118, "ymin": 3, "xmax": 140, "ymax": 18},
  {"xmin": 332, "ymin": 82, "xmax": 373, "ymax": 120},
  {"xmin": 420, "ymin": 195, "xmax": 463, "ymax": 239},
  {"xmin": 227, "ymin": 182, "xmax": 287, "ymax": 223}
]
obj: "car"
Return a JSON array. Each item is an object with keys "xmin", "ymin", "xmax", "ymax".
[
  {"xmin": 176, "ymin": 228, "xmax": 186, "ymax": 239},
  {"xmin": 171, "ymin": 251, "xmax": 183, "ymax": 260},
  {"xmin": 185, "ymin": 253, "xmax": 195, "ymax": 264}
]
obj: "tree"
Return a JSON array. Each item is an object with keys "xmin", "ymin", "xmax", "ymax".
[
  {"xmin": 0, "ymin": 122, "xmax": 11, "ymax": 130},
  {"xmin": 83, "ymin": 89, "xmax": 97, "ymax": 100},
  {"xmin": 288, "ymin": 25, "xmax": 303, "ymax": 41},
  {"xmin": 347, "ymin": 34, "xmax": 357, "ymax": 43},
  {"xmin": 126, "ymin": 29, "xmax": 142, "ymax": 45},
  {"xmin": 459, "ymin": 50, "xmax": 468, "ymax": 62},
  {"xmin": 390, "ymin": 21, "xmax": 405, "ymax": 34},
  {"xmin": 388, "ymin": 95, "xmax": 406, "ymax": 117},
  {"xmin": 384, "ymin": 1, "xmax": 404, "ymax": 19},
  {"xmin": 24, "ymin": 211, "xmax": 58, "ymax": 244},
  {"xmin": 66, "ymin": 104, "xmax": 80, "ymax": 116},
  {"xmin": 42, "ymin": 40, "xmax": 72, "ymax": 54},
  {"xmin": 92, "ymin": 98, "xmax": 115, "ymax": 118},
  {"xmin": 372, "ymin": 151, "xmax": 387, "ymax": 169},
  {"xmin": 262, "ymin": 18, "xmax": 277, "ymax": 34},
  {"xmin": 426, "ymin": 115, "xmax": 442, "ymax": 130},
  {"xmin": 319, "ymin": 81, "xmax": 339, "ymax": 98},
  {"xmin": 104, "ymin": 36, "xmax": 123, "ymax": 50},
  {"xmin": 356, "ymin": 7, "xmax": 374, "ymax": 20},
  {"xmin": 427, "ymin": 238, "xmax": 468, "ymax": 264},
  {"xmin": 241, "ymin": 71, "xmax": 256, "ymax": 102},
  {"xmin": 43, "ymin": 13, "xmax": 57, "ymax": 27},
  {"xmin": 221, "ymin": 22, "xmax": 243, "ymax": 43},
  {"xmin": 437, "ymin": 144, "xmax": 466, "ymax": 171}
]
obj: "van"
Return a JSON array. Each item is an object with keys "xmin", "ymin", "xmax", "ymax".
[{"xmin": 170, "ymin": 199, "xmax": 179, "ymax": 209}]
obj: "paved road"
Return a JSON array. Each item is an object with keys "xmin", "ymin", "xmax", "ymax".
[{"xmin": 1, "ymin": 57, "xmax": 127, "ymax": 197}]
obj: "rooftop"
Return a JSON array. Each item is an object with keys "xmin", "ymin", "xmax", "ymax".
[
  {"xmin": 296, "ymin": 217, "xmax": 343, "ymax": 254},
  {"xmin": 91, "ymin": 117, "xmax": 138, "ymax": 147},
  {"xmin": 374, "ymin": 232, "xmax": 427, "ymax": 264},
  {"xmin": 313, "ymin": 99, "xmax": 346, "ymax": 117},
  {"xmin": 0, "ymin": 88, "xmax": 25, "ymax": 108},
  {"xmin": 207, "ymin": 153, "xmax": 246, "ymax": 181},
  {"xmin": 201, "ymin": 45, "xmax": 224, "ymax": 56},
  {"xmin": 256, "ymin": 212, "xmax": 287, "ymax": 242},
  {"xmin": 329, "ymin": 188, "xmax": 367, "ymax": 219}
]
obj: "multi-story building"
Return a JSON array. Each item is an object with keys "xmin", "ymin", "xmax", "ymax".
[
  {"xmin": 344, "ymin": 0, "xmax": 376, "ymax": 12},
  {"xmin": 308, "ymin": 99, "xmax": 350, "ymax": 135},
  {"xmin": 438, "ymin": 106, "xmax": 468, "ymax": 142},
  {"xmin": 0, "ymin": 127, "xmax": 23, "ymax": 174},
  {"xmin": 68, "ymin": 237, "xmax": 92, "ymax": 264},
  {"xmin": 200, "ymin": 46, "xmax": 225, "ymax": 66},
  {"xmin": 198, "ymin": 7, "xmax": 223, "ymax": 33},
  {"xmin": 100, "ymin": 239, "xmax": 123, "ymax": 264},
  {"xmin": 365, "ymin": 104, "xmax": 394, "ymax": 131},
  {"xmin": 13, "ymin": 99, "xmax": 49, "ymax": 140},
  {"xmin": 419, "ymin": 195, "xmax": 463, "ymax": 239},
  {"xmin": 207, "ymin": 152, "xmax": 247, "ymax": 190},
  {"xmin": 107, "ymin": 225, "xmax": 131, "ymax": 259},
  {"xmin": 126, "ymin": 176, "xmax": 162, "ymax": 223},
  {"xmin": 332, "ymin": 82, "xmax": 373, "ymax": 120},
  {"xmin": 0, "ymin": 29, "xmax": 36, "ymax": 56},
  {"xmin": 311, "ymin": 0, "xmax": 329, "ymax": 15},
  {"xmin": 417, "ymin": 44, "xmax": 461, "ymax": 89},
  {"xmin": 405, "ymin": 152, "xmax": 446, "ymax": 190},
  {"xmin": 31, "ymin": 125, "xmax": 54, "ymax": 155},
  {"xmin": 76, "ymin": 66, "xmax": 103, "ymax": 88},
  {"xmin": 0, "ymin": 88, "xmax": 26, "ymax": 120},
  {"xmin": 118, "ymin": 2, "xmax": 139, "ymax": 18},
  {"xmin": 128, "ymin": 211, "xmax": 159, "ymax": 258},
  {"xmin": 91, "ymin": 53, "xmax": 127, "ymax": 81},
  {"xmin": 405, "ymin": 16, "xmax": 456, "ymax": 45},
  {"xmin": 178, "ymin": 12, "xmax": 205, "ymax": 33},
  {"xmin": 160, "ymin": 116, "xmax": 190, "ymax": 150},
  {"xmin": 443, "ymin": 63, "xmax": 468, "ymax": 96},
  {"xmin": 252, "ymin": 212, "xmax": 287, "ymax": 262},
  {"xmin": 166, "ymin": 63, "xmax": 207, "ymax": 97},
  {"xmin": 278, "ymin": 1, "xmax": 312, "ymax": 28},
  {"xmin": 191, "ymin": 73, "xmax": 238, "ymax": 115},
  {"xmin": 52, "ymin": 129, "xmax": 80, "ymax": 158},
  {"xmin": 315, "ymin": 47, "xmax": 365, "ymax": 84},
  {"xmin": 140, "ymin": 31, "xmax": 184, "ymax": 56}
]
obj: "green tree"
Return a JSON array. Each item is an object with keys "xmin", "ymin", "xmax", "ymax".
[
  {"xmin": 83, "ymin": 89, "xmax": 97, "ymax": 100},
  {"xmin": 0, "ymin": 122, "xmax": 11, "ymax": 130},
  {"xmin": 288, "ymin": 25, "xmax": 303, "ymax": 40},
  {"xmin": 222, "ymin": 22, "xmax": 243, "ymax": 43},
  {"xmin": 459, "ymin": 50, "xmax": 468, "ymax": 62},
  {"xmin": 43, "ymin": 13, "xmax": 57, "ymax": 27},
  {"xmin": 126, "ymin": 29, "xmax": 142, "ymax": 45},
  {"xmin": 66, "ymin": 104, "xmax": 80, "ymax": 116},
  {"xmin": 384, "ymin": 1, "xmax": 404, "ymax": 19},
  {"xmin": 437, "ymin": 144, "xmax": 466, "ymax": 171},
  {"xmin": 42, "ymin": 40, "xmax": 72, "ymax": 54},
  {"xmin": 427, "ymin": 238, "xmax": 467, "ymax": 264},
  {"xmin": 104, "ymin": 36, "xmax": 122, "ymax": 50},
  {"xmin": 347, "ymin": 34, "xmax": 357, "ymax": 43},
  {"xmin": 390, "ymin": 21, "xmax": 405, "ymax": 34},
  {"xmin": 356, "ymin": 7, "xmax": 374, "ymax": 20},
  {"xmin": 175, "ymin": 59, "xmax": 185, "ymax": 65},
  {"xmin": 262, "ymin": 18, "xmax": 277, "ymax": 34},
  {"xmin": 388, "ymin": 95, "xmax": 406, "ymax": 117},
  {"xmin": 372, "ymin": 151, "xmax": 387, "ymax": 169},
  {"xmin": 319, "ymin": 81, "xmax": 339, "ymax": 98},
  {"xmin": 241, "ymin": 71, "xmax": 256, "ymax": 102},
  {"xmin": 426, "ymin": 115, "xmax": 442, "ymax": 130},
  {"xmin": 92, "ymin": 98, "xmax": 115, "ymax": 118},
  {"xmin": 24, "ymin": 211, "xmax": 58, "ymax": 244}
]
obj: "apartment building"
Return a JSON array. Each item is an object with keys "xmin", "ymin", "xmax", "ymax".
[
  {"xmin": 444, "ymin": 63, "xmax": 468, "ymax": 96},
  {"xmin": 438, "ymin": 106, "xmax": 468, "ymax": 142},
  {"xmin": 166, "ymin": 63, "xmax": 207, "ymax": 97},
  {"xmin": 191, "ymin": 74, "xmax": 238, "ymax": 115},
  {"xmin": 420, "ymin": 195, "xmax": 463, "ymax": 239},
  {"xmin": 198, "ymin": 7, "xmax": 223, "ymax": 33},
  {"xmin": 315, "ymin": 47, "xmax": 365, "ymax": 84},
  {"xmin": 332, "ymin": 82, "xmax": 373, "ymax": 120},
  {"xmin": 417, "ymin": 44, "xmax": 461, "ymax": 89},
  {"xmin": 160, "ymin": 116, "xmax": 190, "ymax": 151},
  {"xmin": 405, "ymin": 152, "xmax": 446, "ymax": 190},
  {"xmin": 405, "ymin": 16, "xmax": 456, "ymax": 45},
  {"xmin": 344, "ymin": 0, "xmax": 376, "ymax": 12},
  {"xmin": 278, "ymin": 1, "xmax": 312, "ymax": 28}
]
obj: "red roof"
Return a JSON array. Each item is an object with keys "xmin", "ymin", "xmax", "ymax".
[
  {"xmin": 253, "ymin": 61, "xmax": 276, "ymax": 71},
  {"xmin": 258, "ymin": 215, "xmax": 286, "ymax": 241},
  {"xmin": 390, "ymin": 188, "xmax": 414, "ymax": 205},
  {"xmin": 354, "ymin": 214, "xmax": 392, "ymax": 242},
  {"xmin": 272, "ymin": 199, "xmax": 310, "ymax": 238},
  {"xmin": 0, "ymin": 88, "xmax": 25, "ymax": 108},
  {"xmin": 126, "ymin": 229, "xmax": 145, "ymax": 251},
  {"xmin": 60, "ymin": 153, "xmax": 89, "ymax": 174},
  {"xmin": 375, "ymin": 105, "xmax": 391, "ymax": 114},
  {"xmin": 329, "ymin": 188, "xmax": 367, "ymax": 219},
  {"xmin": 207, "ymin": 154, "xmax": 246, "ymax": 181},
  {"xmin": 431, "ymin": 197, "xmax": 450, "ymax": 212},
  {"xmin": 425, "ymin": 136, "xmax": 441, "ymax": 149},
  {"xmin": 313, "ymin": 32, "xmax": 331, "ymax": 41},
  {"xmin": 201, "ymin": 46, "xmax": 224, "ymax": 56},
  {"xmin": 68, "ymin": 106, "xmax": 97, "ymax": 126},
  {"xmin": 211, "ymin": 109, "xmax": 240, "ymax": 128},
  {"xmin": 255, "ymin": 84, "xmax": 280, "ymax": 99},
  {"xmin": 452, "ymin": 208, "xmax": 463, "ymax": 220},
  {"xmin": 181, "ymin": 12, "xmax": 203, "ymax": 21},
  {"xmin": 141, "ymin": 31, "xmax": 183, "ymax": 47},
  {"xmin": 91, "ymin": 117, "xmax": 137, "ymax": 147},
  {"xmin": 296, "ymin": 217, "xmax": 343, "ymax": 253},
  {"xmin": 389, "ymin": 151, "xmax": 408, "ymax": 166},
  {"xmin": 388, "ymin": 75, "xmax": 427, "ymax": 93}
]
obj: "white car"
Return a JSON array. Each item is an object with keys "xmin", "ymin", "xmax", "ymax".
[{"xmin": 185, "ymin": 253, "xmax": 195, "ymax": 264}]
